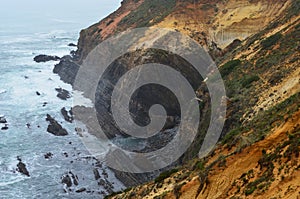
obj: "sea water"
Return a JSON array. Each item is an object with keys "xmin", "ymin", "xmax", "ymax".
[{"xmin": 0, "ymin": 7, "xmax": 124, "ymax": 199}]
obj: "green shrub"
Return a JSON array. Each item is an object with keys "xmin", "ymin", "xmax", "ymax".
[
  {"xmin": 240, "ymin": 75, "xmax": 259, "ymax": 88},
  {"xmin": 222, "ymin": 129, "xmax": 240, "ymax": 144},
  {"xmin": 261, "ymin": 33, "xmax": 282, "ymax": 49},
  {"xmin": 200, "ymin": 3, "xmax": 216, "ymax": 11},
  {"xmin": 220, "ymin": 59, "xmax": 241, "ymax": 77},
  {"xmin": 245, "ymin": 185, "xmax": 256, "ymax": 196},
  {"xmin": 194, "ymin": 160, "xmax": 205, "ymax": 171}
]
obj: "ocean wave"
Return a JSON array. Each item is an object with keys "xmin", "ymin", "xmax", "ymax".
[
  {"xmin": 0, "ymin": 177, "xmax": 25, "ymax": 186},
  {"xmin": 50, "ymin": 18, "xmax": 78, "ymax": 24}
]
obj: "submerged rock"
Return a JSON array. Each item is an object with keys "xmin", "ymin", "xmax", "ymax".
[
  {"xmin": 45, "ymin": 114, "xmax": 68, "ymax": 136},
  {"xmin": 33, "ymin": 54, "xmax": 60, "ymax": 63}
]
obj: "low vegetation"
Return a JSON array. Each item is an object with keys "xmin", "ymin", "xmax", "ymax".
[
  {"xmin": 261, "ymin": 33, "xmax": 282, "ymax": 49},
  {"xmin": 120, "ymin": 0, "xmax": 176, "ymax": 27}
]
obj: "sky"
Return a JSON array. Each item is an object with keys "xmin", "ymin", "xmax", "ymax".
[{"xmin": 0, "ymin": 0, "xmax": 122, "ymax": 32}]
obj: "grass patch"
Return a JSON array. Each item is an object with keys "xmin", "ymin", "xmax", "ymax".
[
  {"xmin": 154, "ymin": 168, "xmax": 178, "ymax": 183},
  {"xmin": 240, "ymin": 75, "xmax": 260, "ymax": 88},
  {"xmin": 222, "ymin": 129, "xmax": 240, "ymax": 145}
]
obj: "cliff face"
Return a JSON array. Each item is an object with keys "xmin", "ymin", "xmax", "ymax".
[
  {"xmin": 74, "ymin": 0, "xmax": 290, "ymax": 63},
  {"xmin": 53, "ymin": 0, "xmax": 300, "ymax": 196},
  {"xmin": 106, "ymin": 0, "xmax": 300, "ymax": 198}
]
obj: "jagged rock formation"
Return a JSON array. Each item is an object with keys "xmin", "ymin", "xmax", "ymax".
[
  {"xmin": 33, "ymin": 54, "xmax": 60, "ymax": 63},
  {"xmin": 46, "ymin": 114, "xmax": 68, "ymax": 136}
]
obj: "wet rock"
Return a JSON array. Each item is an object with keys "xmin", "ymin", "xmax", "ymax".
[
  {"xmin": 0, "ymin": 116, "xmax": 7, "ymax": 123},
  {"xmin": 75, "ymin": 188, "xmax": 86, "ymax": 193},
  {"xmin": 55, "ymin": 88, "xmax": 71, "ymax": 100},
  {"xmin": 69, "ymin": 171, "xmax": 79, "ymax": 186},
  {"xmin": 93, "ymin": 168, "xmax": 100, "ymax": 180},
  {"xmin": 61, "ymin": 175, "xmax": 72, "ymax": 187},
  {"xmin": 68, "ymin": 43, "xmax": 77, "ymax": 47},
  {"xmin": 61, "ymin": 107, "xmax": 73, "ymax": 123},
  {"xmin": 53, "ymin": 55, "xmax": 80, "ymax": 85},
  {"xmin": 34, "ymin": 54, "xmax": 60, "ymax": 63},
  {"xmin": 44, "ymin": 152, "xmax": 53, "ymax": 159},
  {"xmin": 98, "ymin": 179, "xmax": 105, "ymax": 186},
  {"xmin": 16, "ymin": 158, "xmax": 30, "ymax": 177},
  {"xmin": 45, "ymin": 114, "xmax": 68, "ymax": 136},
  {"xmin": 102, "ymin": 170, "xmax": 108, "ymax": 178},
  {"xmin": 1, "ymin": 124, "xmax": 8, "ymax": 130}
]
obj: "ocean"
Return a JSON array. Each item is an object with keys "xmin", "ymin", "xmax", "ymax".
[{"xmin": 0, "ymin": 5, "xmax": 124, "ymax": 199}]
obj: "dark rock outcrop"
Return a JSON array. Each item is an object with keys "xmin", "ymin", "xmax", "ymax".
[
  {"xmin": 44, "ymin": 152, "xmax": 53, "ymax": 159},
  {"xmin": 61, "ymin": 175, "xmax": 72, "ymax": 187},
  {"xmin": 45, "ymin": 114, "xmax": 68, "ymax": 136},
  {"xmin": 61, "ymin": 171, "xmax": 79, "ymax": 188},
  {"xmin": 53, "ymin": 56, "xmax": 80, "ymax": 85},
  {"xmin": 55, "ymin": 88, "xmax": 71, "ymax": 100},
  {"xmin": 1, "ymin": 124, "xmax": 8, "ymax": 130},
  {"xmin": 0, "ymin": 116, "xmax": 7, "ymax": 123},
  {"xmin": 16, "ymin": 158, "xmax": 30, "ymax": 177},
  {"xmin": 61, "ymin": 107, "xmax": 73, "ymax": 123},
  {"xmin": 93, "ymin": 168, "xmax": 101, "ymax": 180},
  {"xmin": 34, "ymin": 54, "xmax": 60, "ymax": 63},
  {"xmin": 75, "ymin": 187, "xmax": 86, "ymax": 193},
  {"xmin": 68, "ymin": 43, "xmax": 77, "ymax": 47}
]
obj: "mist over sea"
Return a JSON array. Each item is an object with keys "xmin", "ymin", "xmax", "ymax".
[{"xmin": 0, "ymin": 1, "xmax": 124, "ymax": 198}]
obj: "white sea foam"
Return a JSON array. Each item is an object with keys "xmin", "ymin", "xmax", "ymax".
[
  {"xmin": 0, "ymin": 177, "xmax": 25, "ymax": 186},
  {"xmin": 50, "ymin": 18, "xmax": 78, "ymax": 24},
  {"xmin": 72, "ymin": 90, "xmax": 94, "ymax": 107}
]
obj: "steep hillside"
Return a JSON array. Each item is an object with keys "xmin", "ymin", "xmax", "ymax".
[
  {"xmin": 111, "ymin": 106, "xmax": 300, "ymax": 198},
  {"xmin": 53, "ymin": 0, "xmax": 300, "ymax": 198}
]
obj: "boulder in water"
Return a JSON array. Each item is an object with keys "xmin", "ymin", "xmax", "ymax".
[
  {"xmin": 61, "ymin": 175, "xmax": 72, "ymax": 187},
  {"xmin": 68, "ymin": 43, "xmax": 77, "ymax": 47},
  {"xmin": 33, "ymin": 54, "xmax": 61, "ymax": 63},
  {"xmin": 75, "ymin": 187, "xmax": 86, "ymax": 193},
  {"xmin": 0, "ymin": 116, "xmax": 7, "ymax": 123},
  {"xmin": 55, "ymin": 88, "xmax": 71, "ymax": 100},
  {"xmin": 16, "ymin": 158, "xmax": 30, "ymax": 177},
  {"xmin": 1, "ymin": 124, "xmax": 8, "ymax": 130},
  {"xmin": 61, "ymin": 107, "xmax": 73, "ymax": 123},
  {"xmin": 46, "ymin": 114, "xmax": 68, "ymax": 136}
]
